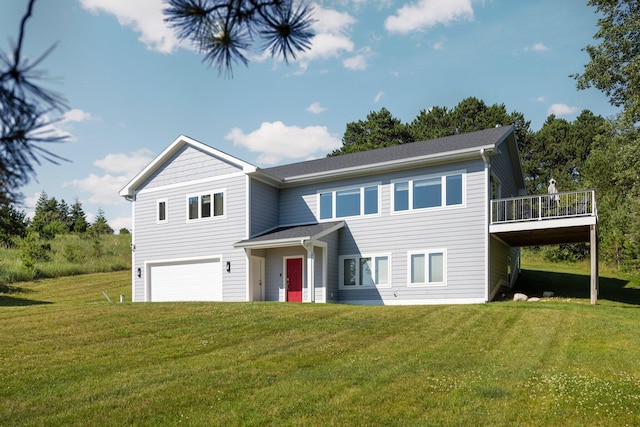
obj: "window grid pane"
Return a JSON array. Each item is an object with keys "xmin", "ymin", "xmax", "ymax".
[
  {"xmin": 188, "ymin": 196, "xmax": 199, "ymax": 220},
  {"xmin": 375, "ymin": 256, "xmax": 388, "ymax": 285},
  {"xmin": 446, "ymin": 174, "xmax": 463, "ymax": 205},
  {"xmin": 336, "ymin": 188, "xmax": 361, "ymax": 218},
  {"xmin": 411, "ymin": 254, "xmax": 425, "ymax": 284},
  {"xmin": 429, "ymin": 253, "xmax": 444, "ymax": 283},
  {"xmin": 360, "ymin": 258, "xmax": 374, "ymax": 286},
  {"xmin": 319, "ymin": 193, "xmax": 333, "ymax": 219},
  {"xmin": 394, "ymin": 182, "xmax": 409, "ymax": 211},
  {"xmin": 201, "ymin": 194, "xmax": 211, "ymax": 218},
  {"xmin": 158, "ymin": 201, "xmax": 166, "ymax": 221},
  {"xmin": 343, "ymin": 258, "xmax": 357, "ymax": 286},
  {"xmin": 364, "ymin": 186, "xmax": 378, "ymax": 215},
  {"xmin": 214, "ymin": 192, "xmax": 224, "ymax": 216},
  {"xmin": 413, "ymin": 177, "xmax": 441, "ymax": 209}
]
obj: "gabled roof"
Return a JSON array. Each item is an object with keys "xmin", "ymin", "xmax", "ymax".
[
  {"xmin": 119, "ymin": 135, "xmax": 257, "ymax": 198},
  {"xmin": 234, "ymin": 221, "xmax": 345, "ymax": 249},
  {"xmin": 257, "ymin": 125, "xmax": 519, "ymax": 186}
]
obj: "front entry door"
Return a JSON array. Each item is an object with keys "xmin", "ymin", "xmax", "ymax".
[
  {"xmin": 250, "ymin": 256, "xmax": 265, "ymax": 301},
  {"xmin": 286, "ymin": 257, "xmax": 303, "ymax": 302}
]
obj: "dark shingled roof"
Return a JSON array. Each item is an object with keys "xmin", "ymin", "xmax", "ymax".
[
  {"xmin": 261, "ymin": 125, "xmax": 514, "ymax": 180},
  {"xmin": 235, "ymin": 221, "xmax": 344, "ymax": 246}
]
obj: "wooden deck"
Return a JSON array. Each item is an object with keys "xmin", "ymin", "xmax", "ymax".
[{"xmin": 490, "ymin": 190, "xmax": 599, "ymax": 304}]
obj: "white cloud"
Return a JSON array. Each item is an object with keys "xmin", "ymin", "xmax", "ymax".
[
  {"xmin": 293, "ymin": 4, "xmax": 357, "ymax": 71},
  {"xmin": 306, "ymin": 102, "xmax": 327, "ymax": 114},
  {"xmin": 385, "ymin": 0, "xmax": 475, "ymax": 34},
  {"xmin": 64, "ymin": 149, "xmax": 156, "ymax": 206},
  {"xmin": 433, "ymin": 37, "xmax": 447, "ymax": 50},
  {"xmin": 548, "ymin": 103, "xmax": 580, "ymax": 116},
  {"xmin": 374, "ymin": 91, "xmax": 384, "ymax": 103},
  {"xmin": 78, "ymin": 0, "xmax": 183, "ymax": 54},
  {"xmin": 343, "ymin": 54, "xmax": 368, "ymax": 70},
  {"xmin": 62, "ymin": 109, "xmax": 94, "ymax": 123},
  {"xmin": 225, "ymin": 121, "xmax": 342, "ymax": 165},
  {"xmin": 534, "ymin": 96, "xmax": 546, "ymax": 102},
  {"xmin": 525, "ymin": 42, "xmax": 549, "ymax": 52}
]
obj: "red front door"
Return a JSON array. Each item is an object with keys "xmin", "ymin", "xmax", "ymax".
[{"xmin": 286, "ymin": 258, "xmax": 303, "ymax": 302}]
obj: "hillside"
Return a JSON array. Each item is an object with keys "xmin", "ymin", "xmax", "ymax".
[{"xmin": 0, "ymin": 265, "xmax": 639, "ymax": 426}]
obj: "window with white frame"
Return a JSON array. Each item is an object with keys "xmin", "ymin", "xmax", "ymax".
[
  {"xmin": 157, "ymin": 199, "xmax": 167, "ymax": 223},
  {"xmin": 393, "ymin": 172, "xmax": 464, "ymax": 213},
  {"xmin": 408, "ymin": 250, "xmax": 446, "ymax": 286},
  {"xmin": 187, "ymin": 191, "xmax": 225, "ymax": 221},
  {"xmin": 339, "ymin": 254, "xmax": 390, "ymax": 288},
  {"xmin": 319, "ymin": 184, "xmax": 379, "ymax": 220}
]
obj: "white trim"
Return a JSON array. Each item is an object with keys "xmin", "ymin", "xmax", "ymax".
[
  {"xmin": 317, "ymin": 182, "xmax": 381, "ymax": 221},
  {"xmin": 245, "ymin": 175, "xmax": 251, "ymax": 239},
  {"xmin": 339, "ymin": 253, "xmax": 392, "ymax": 289},
  {"xmin": 390, "ymin": 170, "xmax": 466, "ymax": 215},
  {"xmin": 131, "ymin": 199, "xmax": 137, "ymax": 302},
  {"xmin": 342, "ymin": 297, "xmax": 487, "ymax": 306},
  {"xmin": 185, "ymin": 189, "xmax": 227, "ymax": 223},
  {"xmin": 144, "ymin": 255, "xmax": 223, "ymax": 302},
  {"xmin": 135, "ymin": 172, "xmax": 245, "ymax": 195},
  {"xmin": 120, "ymin": 135, "xmax": 256, "ymax": 197},
  {"xmin": 489, "ymin": 215, "xmax": 597, "ymax": 234},
  {"xmin": 407, "ymin": 249, "xmax": 447, "ymax": 287},
  {"xmin": 281, "ymin": 148, "xmax": 493, "ymax": 185},
  {"xmin": 156, "ymin": 198, "xmax": 168, "ymax": 224},
  {"xmin": 316, "ymin": 241, "xmax": 328, "ymax": 303}
]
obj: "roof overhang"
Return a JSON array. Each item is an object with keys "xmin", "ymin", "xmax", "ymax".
[
  {"xmin": 119, "ymin": 135, "xmax": 257, "ymax": 199},
  {"xmin": 260, "ymin": 146, "xmax": 498, "ymax": 188},
  {"xmin": 234, "ymin": 221, "xmax": 345, "ymax": 249}
]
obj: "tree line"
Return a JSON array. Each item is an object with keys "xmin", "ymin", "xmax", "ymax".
[
  {"xmin": 329, "ymin": 97, "xmax": 639, "ymax": 270},
  {"xmin": 0, "ymin": 192, "xmax": 119, "ymax": 248}
]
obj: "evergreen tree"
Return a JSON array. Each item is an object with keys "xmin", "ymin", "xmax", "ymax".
[
  {"xmin": 69, "ymin": 198, "xmax": 88, "ymax": 233},
  {"xmin": 0, "ymin": 203, "xmax": 28, "ymax": 246},
  {"xmin": 90, "ymin": 208, "xmax": 113, "ymax": 235}
]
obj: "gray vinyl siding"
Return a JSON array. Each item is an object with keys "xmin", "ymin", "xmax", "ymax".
[
  {"xmin": 279, "ymin": 159, "xmax": 488, "ymax": 304},
  {"xmin": 491, "ymin": 141, "xmax": 520, "ymax": 197},
  {"xmin": 249, "ymin": 178, "xmax": 279, "ymax": 236},
  {"xmin": 262, "ymin": 247, "xmax": 306, "ymax": 302},
  {"xmin": 319, "ymin": 232, "xmax": 339, "ymax": 302},
  {"xmin": 489, "ymin": 236, "xmax": 511, "ymax": 299},
  {"xmin": 131, "ymin": 155, "xmax": 248, "ymax": 302},
  {"xmin": 139, "ymin": 145, "xmax": 243, "ymax": 191}
]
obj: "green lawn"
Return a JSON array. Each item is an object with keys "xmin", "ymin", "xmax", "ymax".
[{"xmin": 1, "ymin": 265, "xmax": 639, "ymax": 426}]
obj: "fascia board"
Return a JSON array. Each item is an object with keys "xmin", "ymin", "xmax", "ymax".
[
  {"xmin": 119, "ymin": 135, "xmax": 257, "ymax": 197},
  {"xmin": 279, "ymin": 147, "xmax": 495, "ymax": 186}
]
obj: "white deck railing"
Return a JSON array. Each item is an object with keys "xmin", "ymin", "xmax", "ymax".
[{"xmin": 491, "ymin": 190, "xmax": 596, "ymax": 224}]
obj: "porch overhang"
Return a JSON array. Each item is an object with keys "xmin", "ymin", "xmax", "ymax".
[{"xmin": 234, "ymin": 221, "xmax": 345, "ymax": 249}]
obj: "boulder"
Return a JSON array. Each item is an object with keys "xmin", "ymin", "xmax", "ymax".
[
  {"xmin": 513, "ymin": 293, "xmax": 528, "ymax": 302},
  {"xmin": 527, "ymin": 297, "xmax": 541, "ymax": 302},
  {"xmin": 543, "ymin": 291, "xmax": 555, "ymax": 298}
]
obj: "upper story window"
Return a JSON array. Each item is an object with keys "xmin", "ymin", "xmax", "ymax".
[
  {"xmin": 318, "ymin": 184, "xmax": 379, "ymax": 220},
  {"xmin": 187, "ymin": 190, "xmax": 225, "ymax": 221},
  {"xmin": 157, "ymin": 199, "xmax": 167, "ymax": 223},
  {"xmin": 393, "ymin": 172, "xmax": 464, "ymax": 213}
]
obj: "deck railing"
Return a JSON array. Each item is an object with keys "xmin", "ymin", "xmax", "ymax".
[{"xmin": 491, "ymin": 190, "xmax": 596, "ymax": 224}]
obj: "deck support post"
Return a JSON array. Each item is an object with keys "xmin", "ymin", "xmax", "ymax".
[{"xmin": 590, "ymin": 224, "xmax": 599, "ymax": 305}]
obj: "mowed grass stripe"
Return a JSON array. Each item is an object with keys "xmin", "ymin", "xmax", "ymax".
[{"xmin": 1, "ymin": 269, "xmax": 639, "ymax": 426}]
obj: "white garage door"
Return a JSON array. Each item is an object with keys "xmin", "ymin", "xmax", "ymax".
[{"xmin": 149, "ymin": 259, "xmax": 223, "ymax": 302}]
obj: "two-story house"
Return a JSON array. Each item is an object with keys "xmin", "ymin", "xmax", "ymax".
[{"xmin": 120, "ymin": 125, "xmax": 526, "ymax": 304}]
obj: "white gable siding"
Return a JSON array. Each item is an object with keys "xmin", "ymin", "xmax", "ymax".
[
  {"xmin": 132, "ymin": 160, "xmax": 248, "ymax": 302},
  {"xmin": 139, "ymin": 145, "xmax": 243, "ymax": 191}
]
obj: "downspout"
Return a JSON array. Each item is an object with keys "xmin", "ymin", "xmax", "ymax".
[{"xmin": 480, "ymin": 148, "xmax": 491, "ymax": 303}]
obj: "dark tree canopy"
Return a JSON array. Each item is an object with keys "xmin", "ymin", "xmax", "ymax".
[
  {"xmin": 573, "ymin": 0, "xmax": 640, "ymax": 123},
  {"xmin": 0, "ymin": 0, "xmax": 69, "ymax": 205},
  {"xmin": 164, "ymin": 0, "xmax": 315, "ymax": 77}
]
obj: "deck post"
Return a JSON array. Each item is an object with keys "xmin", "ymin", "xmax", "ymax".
[{"xmin": 590, "ymin": 224, "xmax": 599, "ymax": 305}]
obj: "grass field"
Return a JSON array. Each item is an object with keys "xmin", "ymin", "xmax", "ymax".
[{"xmin": 1, "ymin": 261, "xmax": 639, "ymax": 426}]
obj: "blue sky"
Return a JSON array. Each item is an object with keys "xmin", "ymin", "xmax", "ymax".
[{"xmin": 1, "ymin": 0, "xmax": 619, "ymax": 231}]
